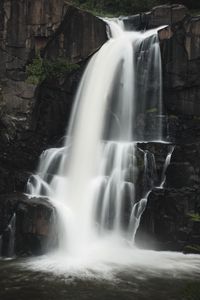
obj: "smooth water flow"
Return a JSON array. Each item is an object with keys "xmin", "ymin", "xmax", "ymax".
[
  {"xmin": 25, "ymin": 20, "xmax": 200, "ymax": 277},
  {"xmin": 159, "ymin": 145, "xmax": 175, "ymax": 188},
  {"xmin": 27, "ymin": 20, "xmax": 163, "ymax": 253}
]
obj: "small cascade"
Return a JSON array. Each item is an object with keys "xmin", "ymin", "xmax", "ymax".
[
  {"xmin": 95, "ymin": 141, "xmax": 137, "ymax": 234},
  {"xmin": 143, "ymin": 150, "xmax": 158, "ymax": 193},
  {"xmin": 0, "ymin": 235, "xmax": 2, "ymax": 257},
  {"xmin": 6, "ymin": 213, "xmax": 16, "ymax": 258},
  {"xmin": 27, "ymin": 147, "xmax": 65, "ymax": 197},
  {"xmin": 159, "ymin": 145, "xmax": 175, "ymax": 188},
  {"xmin": 27, "ymin": 19, "xmax": 164, "ymax": 257},
  {"xmin": 128, "ymin": 148, "xmax": 158, "ymax": 242},
  {"xmin": 129, "ymin": 191, "xmax": 150, "ymax": 241}
]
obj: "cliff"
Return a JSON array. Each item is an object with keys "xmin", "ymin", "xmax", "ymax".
[
  {"xmin": 0, "ymin": 0, "xmax": 107, "ymax": 255},
  {"xmin": 0, "ymin": 0, "xmax": 107, "ymax": 195},
  {"xmin": 0, "ymin": 2, "xmax": 200, "ymax": 255}
]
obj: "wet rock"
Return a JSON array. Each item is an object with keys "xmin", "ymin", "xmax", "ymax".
[
  {"xmin": 166, "ymin": 162, "xmax": 196, "ymax": 188},
  {"xmin": 161, "ymin": 15, "xmax": 200, "ymax": 117},
  {"xmin": 149, "ymin": 4, "xmax": 188, "ymax": 28},
  {"xmin": 0, "ymin": 193, "xmax": 56, "ymax": 256},
  {"xmin": 45, "ymin": 5, "xmax": 107, "ymax": 63},
  {"xmin": 136, "ymin": 187, "xmax": 200, "ymax": 252},
  {"xmin": 122, "ymin": 4, "xmax": 188, "ymax": 30},
  {"xmin": 166, "ymin": 143, "xmax": 200, "ymax": 188},
  {"xmin": 136, "ymin": 141, "xmax": 200, "ymax": 253},
  {"xmin": 137, "ymin": 142, "xmax": 173, "ymax": 183}
]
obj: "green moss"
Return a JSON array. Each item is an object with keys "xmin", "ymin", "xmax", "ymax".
[
  {"xmin": 193, "ymin": 115, "xmax": 200, "ymax": 121},
  {"xmin": 146, "ymin": 107, "xmax": 158, "ymax": 113},
  {"xmin": 68, "ymin": 0, "xmax": 168, "ymax": 16},
  {"xmin": 169, "ymin": 115, "xmax": 178, "ymax": 119},
  {"xmin": 184, "ymin": 245, "xmax": 200, "ymax": 253},
  {"xmin": 187, "ymin": 213, "xmax": 200, "ymax": 222},
  {"xmin": 26, "ymin": 55, "xmax": 79, "ymax": 85},
  {"xmin": 189, "ymin": 9, "xmax": 200, "ymax": 16}
]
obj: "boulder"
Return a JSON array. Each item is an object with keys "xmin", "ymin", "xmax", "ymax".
[{"xmin": 0, "ymin": 193, "xmax": 56, "ymax": 256}]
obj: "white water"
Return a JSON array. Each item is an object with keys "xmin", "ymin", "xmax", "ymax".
[
  {"xmin": 159, "ymin": 145, "xmax": 175, "ymax": 188},
  {"xmin": 26, "ymin": 20, "xmax": 200, "ymax": 277}
]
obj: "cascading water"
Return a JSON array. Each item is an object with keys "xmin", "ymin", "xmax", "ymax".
[
  {"xmin": 27, "ymin": 20, "xmax": 163, "ymax": 255},
  {"xmin": 7, "ymin": 213, "xmax": 16, "ymax": 258},
  {"xmin": 0, "ymin": 235, "xmax": 2, "ymax": 257},
  {"xmin": 159, "ymin": 145, "xmax": 175, "ymax": 188},
  {"xmin": 25, "ymin": 20, "xmax": 200, "ymax": 277}
]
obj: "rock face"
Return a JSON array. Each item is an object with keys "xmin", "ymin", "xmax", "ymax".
[
  {"xmin": 135, "ymin": 10, "xmax": 200, "ymax": 253},
  {"xmin": 136, "ymin": 143, "xmax": 200, "ymax": 253},
  {"xmin": 0, "ymin": 1, "xmax": 107, "ymax": 195},
  {"xmin": 161, "ymin": 16, "xmax": 200, "ymax": 119},
  {"xmin": 136, "ymin": 186, "xmax": 200, "ymax": 252}
]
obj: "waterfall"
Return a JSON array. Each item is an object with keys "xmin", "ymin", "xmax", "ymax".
[
  {"xmin": 6, "ymin": 213, "xmax": 16, "ymax": 258},
  {"xmin": 159, "ymin": 145, "xmax": 175, "ymax": 188},
  {"xmin": 27, "ymin": 20, "xmax": 163, "ymax": 256},
  {"xmin": 0, "ymin": 235, "xmax": 2, "ymax": 257}
]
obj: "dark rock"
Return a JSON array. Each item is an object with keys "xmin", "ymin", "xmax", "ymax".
[
  {"xmin": 122, "ymin": 4, "xmax": 188, "ymax": 30},
  {"xmin": 166, "ymin": 162, "xmax": 196, "ymax": 188},
  {"xmin": 149, "ymin": 4, "xmax": 188, "ymax": 28},
  {"xmin": 161, "ymin": 15, "xmax": 200, "ymax": 117},
  {"xmin": 136, "ymin": 141, "xmax": 200, "ymax": 253},
  {"xmin": 0, "ymin": 193, "xmax": 56, "ymax": 256},
  {"xmin": 136, "ymin": 187, "xmax": 200, "ymax": 252},
  {"xmin": 45, "ymin": 5, "xmax": 107, "ymax": 63},
  {"xmin": 165, "ymin": 143, "xmax": 200, "ymax": 188},
  {"xmin": 137, "ymin": 142, "xmax": 173, "ymax": 184}
]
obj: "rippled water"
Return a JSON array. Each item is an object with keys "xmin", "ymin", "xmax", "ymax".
[{"xmin": 1, "ymin": 249, "xmax": 200, "ymax": 300}]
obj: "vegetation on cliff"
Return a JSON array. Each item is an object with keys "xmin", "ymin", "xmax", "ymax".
[
  {"xmin": 70, "ymin": 0, "xmax": 200, "ymax": 15},
  {"xmin": 26, "ymin": 55, "xmax": 79, "ymax": 85}
]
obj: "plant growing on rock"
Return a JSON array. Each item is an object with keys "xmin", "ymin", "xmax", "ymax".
[{"xmin": 26, "ymin": 55, "xmax": 79, "ymax": 85}]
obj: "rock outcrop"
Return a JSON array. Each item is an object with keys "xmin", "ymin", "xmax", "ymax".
[
  {"xmin": 136, "ymin": 142, "xmax": 200, "ymax": 253},
  {"xmin": 123, "ymin": 4, "xmax": 188, "ymax": 30},
  {"xmin": 0, "ymin": 193, "xmax": 55, "ymax": 256}
]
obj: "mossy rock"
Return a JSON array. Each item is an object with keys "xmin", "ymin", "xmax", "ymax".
[{"xmin": 183, "ymin": 244, "xmax": 200, "ymax": 254}]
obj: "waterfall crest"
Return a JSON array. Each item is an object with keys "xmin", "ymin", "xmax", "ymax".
[{"xmin": 27, "ymin": 20, "xmax": 163, "ymax": 255}]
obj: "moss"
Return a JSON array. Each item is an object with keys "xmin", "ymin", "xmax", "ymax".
[
  {"xmin": 187, "ymin": 213, "xmax": 200, "ymax": 222},
  {"xmin": 68, "ymin": 0, "xmax": 168, "ymax": 16},
  {"xmin": 169, "ymin": 114, "xmax": 178, "ymax": 119},
  {"xmin": 26, "ymin": 55, "xmax": 79, "ymax": 85},
  {"xmin": 193, "ymin": 115, "xmax": 200, "ymax": 121},
  {"xmin": 184, "ymin": 245, "xmax": 200, "ymax": 254},
  {"xmin": 189, "ymin": 9, "xmax": 200, "ymax": 16},
  {"xmin": 146, "ymin": 107, "xmax": 158, "ymax": 114}
]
